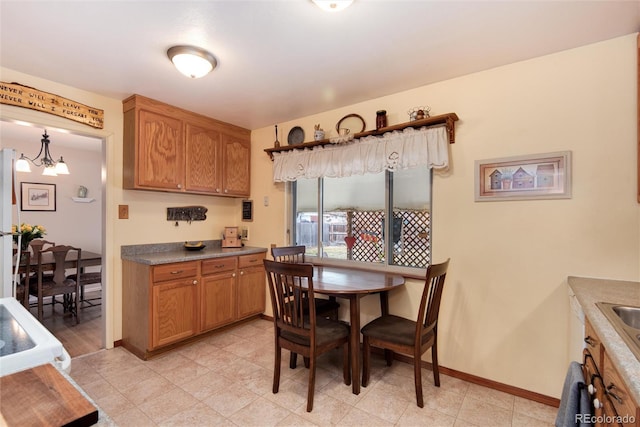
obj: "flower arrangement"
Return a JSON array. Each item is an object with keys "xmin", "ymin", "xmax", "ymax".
[{"xmin": 12, "ymin": 223, "xmax": 46, "ymax": 250}]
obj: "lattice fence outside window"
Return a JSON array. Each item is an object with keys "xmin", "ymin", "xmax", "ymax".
[{"xmin": 347, "ymin": 209, "xmax": 430, "ymax": 268}]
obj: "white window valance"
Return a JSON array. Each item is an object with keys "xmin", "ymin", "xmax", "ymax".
[{"xmin": 271, "ymin": 126, "xmax": 449, "ymax": 182}]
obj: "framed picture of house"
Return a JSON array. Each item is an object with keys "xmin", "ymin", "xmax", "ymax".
[
  {"xmin": 20, "ymin": 182, "xmax": 56, "ymax": 211},
  {"xmin": 475, "ymin": 151, "xmax": 571, "ymax": 201}
]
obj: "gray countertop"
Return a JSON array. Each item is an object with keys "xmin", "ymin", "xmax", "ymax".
[
  {"xmin": 568, "ymin": 276, "xmax": 640, "ymax": 405},
  {"xmin": 121, "ymin": 240, "xmax": 267, "ymax": 265}
]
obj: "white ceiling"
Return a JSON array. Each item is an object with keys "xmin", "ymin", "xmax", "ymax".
[{"xmin": 0, "ymin": 0, "xmax": 639, "ymax": 139}]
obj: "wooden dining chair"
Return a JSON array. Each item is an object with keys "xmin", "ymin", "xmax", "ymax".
[
  {"xmin": 12, "ymin": 249, "xmax": 31, "ymax": 308},
  {"xmin": 271, "ymin": 245, "xmax": 341, "ymax": 369},
  {"xmin": 271, "ymin": 245, "xmax": 340, "ymax": 320},
  {"xmin": 264, "ymin": 259, "xmax": 350, "ymax": 412},
  {"xmin": 29, "ymin": 245, "xmax": 82, "ymax": 324},
  {"xmin": 361, "ymin": 258, "xmax": 450, "ymax": 408},
  {"xmin": 29, "ymin": 239, "xmax": 55, "ymax": 255},
  {"xmin": 66, "ymin": 268, "xmax": 102, "ymax": 307}
]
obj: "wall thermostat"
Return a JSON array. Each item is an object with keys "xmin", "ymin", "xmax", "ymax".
[{"xmin": 242, "ymin": 200, "xmax": 253, "ymax": 222}]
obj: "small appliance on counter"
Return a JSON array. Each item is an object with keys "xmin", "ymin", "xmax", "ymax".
[{"xmin": 222, "ymin": 226, "xmax": 242, "ymax": 248}]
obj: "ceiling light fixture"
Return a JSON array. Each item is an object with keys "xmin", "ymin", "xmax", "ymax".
[
  {"xmin": 15, "ymin": 130, "xmax": 70, "ymax": 176},
  {"xmin": 312, "ymin": 0, "xmax": 354, "ymax": 12},
  {"xmin": 167, "ymin": 45, "xmax": 217, "ymax": 79}
]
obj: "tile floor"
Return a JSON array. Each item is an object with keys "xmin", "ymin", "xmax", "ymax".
[{"xmin": 69, "ymin": 318, "xmax": 558, "ymax": 426}]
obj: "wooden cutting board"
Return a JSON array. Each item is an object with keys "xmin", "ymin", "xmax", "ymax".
[{"xmin": 0, "ymin": 363, "xmax": 98, "ymax": 427}]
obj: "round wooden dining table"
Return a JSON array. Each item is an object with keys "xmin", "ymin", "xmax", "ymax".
[{"xmin": 311, "ymin": 265, "xmax": 405, "ymax": 394}]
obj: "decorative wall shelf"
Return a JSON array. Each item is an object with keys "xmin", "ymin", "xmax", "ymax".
[
  {"xmin": 264, "ymin": 112, "xmax": 459, "ymax": 160},
  {"xmin": 72, "ymin": 197, "xmax": 95, "ymax": 203}
]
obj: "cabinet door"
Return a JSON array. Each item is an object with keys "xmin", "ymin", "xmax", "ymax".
[
  {"xmin": 185, "ymin": 121, "xmax": 222, "ymax": 194},
  {"xmin": 603, "ymin": 351, "xmax": 638, "ymax": 426},
  {"xmin": 201, "ymin": 271, "xmax": 236, "ymax": 331},
  {"xmin": 221, "ymin": 134, "xmax": 250, "ymax": 196},
  {"xmin": 152, "ymin": 278, "xmax": 198, "ymax": 349},
  {"xmin": 137, "ymin": 109, "xmax": 184, "ymax": 191},
  {"xmin": 237, "ymin": 265, "xmax": 265, "ymax": 319}
]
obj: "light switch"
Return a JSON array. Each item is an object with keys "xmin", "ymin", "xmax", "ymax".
[{"xmin": 263, "ymin": 196, "xmax": 269, "ymax": 206}]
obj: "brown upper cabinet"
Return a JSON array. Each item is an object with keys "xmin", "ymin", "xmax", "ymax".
[{"xmin": 123, "ymin": 94, "xmax": 251, "ymax": 197}]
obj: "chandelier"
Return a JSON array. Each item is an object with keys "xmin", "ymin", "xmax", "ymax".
[{"xmin": 15, "ymin": 130, "xmax": 70, "ymax": 176}]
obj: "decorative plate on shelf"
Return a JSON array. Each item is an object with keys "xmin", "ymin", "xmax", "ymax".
[{"xmin": 287, "ymin": 126, "xmax": 305, "ymax": 145}]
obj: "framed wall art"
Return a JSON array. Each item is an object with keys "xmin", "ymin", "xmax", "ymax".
[
  {"xmin": 21, "ymin": 182, "xmax": 56, "ymax": 211},
  {"xmin": 475, "ymin": 151, "xmax": 571, "ymax": 202}
]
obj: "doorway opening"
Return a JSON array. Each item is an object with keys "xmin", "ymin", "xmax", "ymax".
[{"xmin": 0, "ymin": 119, "xmax": 106, "ymax": 357}]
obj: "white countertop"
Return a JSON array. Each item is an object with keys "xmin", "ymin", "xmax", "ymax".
[{"xmin": 568, "ymin": 276, "xmax": 640, "ymax": 405}]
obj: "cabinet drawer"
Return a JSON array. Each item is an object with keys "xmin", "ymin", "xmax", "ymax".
[
  {"xmin": 238, "ymin": 253, "xmax": 265, "ymax": 268},
  {"xmin": 603, "ymin": 351, "xmax": 638, "ymax": 425},
  {"xmin": 202, "ymin": 257, "xmax": 237, "ymax": 275},
  {"xmin": 153, "ymin": 261, "xmax": 198, "ymax": 283}
]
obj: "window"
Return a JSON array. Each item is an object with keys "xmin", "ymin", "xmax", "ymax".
[{"xmin": 292, "ymin": 166, "xmax": 432, "ymax": 269}]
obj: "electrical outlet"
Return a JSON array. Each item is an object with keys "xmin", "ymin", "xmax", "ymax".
[
  {"xmin": 241, "ymin": 227, "xmax": 249, "ymax": 240},
  {"xmin": 118, "ymin": 204, "xmax": 129, "ymax": 219}
]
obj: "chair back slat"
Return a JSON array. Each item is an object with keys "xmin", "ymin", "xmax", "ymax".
[
  {"xmin": 416, "ymin": 259, "xmax": 450, "ymax": 341},
  {"xmin": 271, "ymin": 245, "xmax": 306, "ymax": 263},
  {"xmin": 38, "ymin": 245, "xmax": 82, "ymax": 287},
  {"xmin": 264, "ymin": 259, "xmax": 315, "ymax": 340}
]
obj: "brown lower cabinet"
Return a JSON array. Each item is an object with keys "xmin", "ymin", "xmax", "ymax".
[
  {"xmin": 584, "ymin": 318, "xmax": 640, "ymax": 427},
  {"xmin": 122, "ymin": 252, "xmax": 266, "ymax": 360}
]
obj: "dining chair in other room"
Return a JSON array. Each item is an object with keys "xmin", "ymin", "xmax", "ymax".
[
  {"xmin": 264, "ymin": 259, "xmax": 351, "ymax": 412},
  {"xmin": 30, "ymin": 245, "xmax": 82, "ymax": 324},
  {"xmin": 29, "ymin": 239, "xmax": 55, "ymax": 255},
  {"xmin": 12, "ymin": 249, "xmax": 31, "ymax": 308},
  {"xmin": 66, "ymin": 268, "xmax": 102, "ymax": 307},
  {"xmin": 361, "ymin": 258, "xmax": 450, "ymax": 408}
]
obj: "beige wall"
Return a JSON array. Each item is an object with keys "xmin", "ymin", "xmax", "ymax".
[
  {"xmin": 250, "ymin": 34, "xmax": 639, "ymax": 398},
  {"xmin": 1, "ymin": 32, "xmax": 637, "ymax": 399}
]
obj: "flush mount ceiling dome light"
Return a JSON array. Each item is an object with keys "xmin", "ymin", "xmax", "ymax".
[
  {"xmin": 167, "ymin": 45, "xmax": 217, "ymax": 79},
  {"xmin": 312, "ymin": 0, "xmax": 354, "ymax": 12}
]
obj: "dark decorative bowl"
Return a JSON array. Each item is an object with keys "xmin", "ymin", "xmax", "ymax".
[{"xmin": 184, "ymin": 242, "xmax": 205, "ymax": 251}]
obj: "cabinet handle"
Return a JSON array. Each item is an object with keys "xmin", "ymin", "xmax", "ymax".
[
  {"xmin": 232, "ymin": 273, "xmax": 236, "ymax": 277},
  {"xmin": 248, "ymin": 258, "xmax": 258, "ymax": 263},
  {"xmin": 240, "ymin": 271, "xmax": 244, "ymax": 275},
  {"xmin": 593, "ymin": 398, "xmax": 603, "ymax": 409},
  {"xmin": 606, "ymin": 384, "xmax": 624, "ymax": 404},
  {"xmin": 584, "ymin": 336, "xmax": 597, "ymax": 347},
  {"xmin": 170, "ymin": 270, "xmax": 183, "ymax": 275},
  {"xmin": 224, "ymin": 189, "xmax": 228, "ymax": 193},
  {"xmin": 192, "ymin": 280, "xmax": 198, "ymax": 285},
  {"xmin": 214, "ymin": 264, "xmax": 226, "ymax": 268},
  {"xmin": 216, "ymin": 188, "xmax": 220, "ymax": 193}
]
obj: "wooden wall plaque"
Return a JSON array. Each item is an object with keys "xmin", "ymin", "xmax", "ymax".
[{"xmin": 0, "ymin": 81, "xmax": 104, "ymax": 129}]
